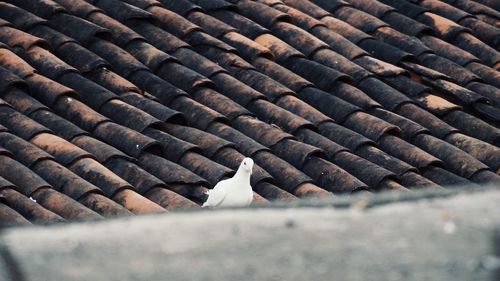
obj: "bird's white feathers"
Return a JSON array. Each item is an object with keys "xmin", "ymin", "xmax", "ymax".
[{"xmin": 202, "ymin": 157, "xmax": 254, "ymax": 207}]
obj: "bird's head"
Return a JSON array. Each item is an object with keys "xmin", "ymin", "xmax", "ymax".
[{"xmin": 241, "ymin": 157, "xmax": 254, "ymax": 174}]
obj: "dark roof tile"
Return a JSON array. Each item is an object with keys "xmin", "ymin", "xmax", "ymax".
[
  {"xmin": 5, "ymin": 0, "xmax": 65, "ymax": 20},
  {"xmin": 377, "ymin": 134, "xmax": 442, "ymax": 169},
  {"xmin": 271, "ymin": 21, "xmax": 329, "ymax": 57},
  {"xmin": 2, "ymin": 87, "xmax": 48, "ymax": 116},
  {"xmin": 235, "ymin": 0, "xmax": 291, "ymax": 27},
  {"xmin": 399, "ymin": 171, "xmax": 441, "ymax": 189},
  {"xmin": 272, "ymin": 3, "xmax": 325, "ymax": 31},
  {"xmin": 354, "ymin": 56, "xmax": 409, "ymax": 77},
  {"xmin": 120, "ymin": 92, "xmax": 185, "ymax": 124},
  {"xmin": 382, "ymin": 75, "xmax": 430, "ymax": 98},
  {"xmin": 466, "ymin": 82, "xmax": 500, "ymax": 105},
  {"xmin": 232, "ymin": 115, "xmax": 294, "ymax": 147},
  {"xmin": 125, "ymin": 40, "xmax": 177, "ymax": 73},
  {"xmin": 93, "ymin": 0, "xmax": 152, "ymax": 22},
  {"xmin": 342, "ymin": 111, "xmax": 401, "ymax": 142},
  {"xmin": 142, "ymin": 127, "xmax": 200, "ymax": 162},
  {"xmin": 252, "ymin": 57, "xmax": 312, "ymax": 93},
  {"xmin": 445, "ymin": 132, "xmax": 500, "ymax": 171},
  {"xmin": 209, "ymin": 9, "xmax": 270, "ymax": 39},
  {"xmin": 309, "ymin": 0, "xmax": 351, "ymax": 13},
  {"xmin": 77, "ymin": 192, "xmax": 134, "ymax": 217},
  {"xmin": 0, "ymin": 103, "xmax": 52, "ymax": 140},
  {"xmin": 419, "ymin": 53, "xmax": 480, "ymax": 85},
  {"xmin": 295, "ymin": 126, "xmax": 349, "ymax": 159},
  {"xmin": 110, "ymin": 188, "xmax": 165, "ymax": 214},
  {"xmin": 442, "ymin": 109, "xmax": 500, "ymax": 145},
  {"xmin": 210, "ymin": 73, "xmax": 264, "ymax": 107},
  {"xmin": 395, "ymin": 103, "xmax": 458, "ymax": 139},
  {"xmin": 178, "ymin": 151, "xmax": 234, "ymax": 186},
  {"xmin": 169, "ymin": 95, "xmax": 228, "ymax": 130},
  {"xmin": 51, "ymin": 0, "xmax": 102, "ymax": 18},
  {"xmin": 21, "ymin": 46, "xmax": 78, "ymax": 80},
  {"xmin": 452, "ymin": 31, "xmax": 500, "ymax": 66},
  {"xmin": 187, "ymin": 10, "xmax": 237, "ymax": 38},
  {"xmin": 52, "ymin": 95, "xmax": 109, "ymax": 132},
  {"xmin": 104, "ymin": 157, "xmax": 166, "ymax": 195},
  {"xmin": 310, "ymin": 26, "xmax": 368, "ymax": 61},
  {"xmin": 0, "ymin": 2, "xmax": 47, "ymax": 31},
  {"xmin": 147, "ymin": 5, "xmax": 202, "ymax": 38},
  {"xmin": 54, "ymin": 41, "xmax": 109, "ymax": 74},
  {"xmin": 49, "ymin": 13, "xmax": 111, "ymax": 45},
  {"xmin": 459, "ymin": 17, "xmax": 500, "ymax": 48},
  {"xmin": 357, "ymin": 77, "xmax": 413, "ymax": 111},
  {"xmin": 144, "ymin": 187, "xmax": 198, "ymax": 210},
  {"xmin": 128, "ymin": 70, "xmax": 187, "ymax": 104},
  {"xmin": 30, "ymin": 132, "xmax": 92, "ymax": 166},
  {"xmin": 231, "ymin": 68, "xmax": 293, "ymax": 102},
  {"xmin": 270, "ymin": 138, "xmax": 324, "ymax": 169},
  {"xmin": 372, "ymin": 26, "xmax": 433, "ymax": 56},
  {"xmin": 92, "ymin": 122, "xmax": 163, "ymax": 157},
  {"xmin": 0, "ymin": 187, "xmax": 64, "ymax": 223},
  {"xmin": 137, "ymin": 152, "xmax": 208, "ymax": 186},
  {"xmin": 0, "ymin": 155, "xmax": 51, "ymax": 196},
  {"xmin": 71, "ymin": 135, "xmax": 134, "ymax": 164},
  {"xmin": 0, "ymin": 47, "xmax": 36, "ymax": 79},
  {"xmin": 370, "ymin": 107, "xmax": 429, "ymax": 141},
  {"xmin": 283, "ymin": 57, "xmax": 351, "ymax": 90},
  {"xmin": 24, "ymin": 73, "xmax": 77, "ymax": 107},
  {"xmin": 85, "ymin": 68, "xmax": 141, "ymax": 95},
  {"xmin": 358, "ymin": 38, "xmax": 415, "ymax": 65},
  {"xmin": 320, "ymin": 15, "xmax": 371, "ymax": 43},
  {"xmin": 0, "ymin": 132, "xmax": 53, "ymax": 168},
  {"xmin": 253, "ymin": 33, "xmax": 304, "ymax": 63},
  {"xmin": 275, "ymin": 95, "xmax": 332, "ymax": 126},
  {"xmin": 206, "ymin": 122, "xmax": 269, "ymax": 157},
  {"xmin": 317, "ymin": 121, "xmax": 374, "ymax": 151},
  {"xmin": 445, "ymin": 0, "xmax": 500, "ymax": 22},
  {"xmin": 127, "ymin": 19, "xmax": 189, "ymax": 53},
  {"xmin": 99, "ymin": 99, "xmax": 162, "ymax": 132},
  {"xmin": 355, "ymin": 143, "xmax": 416, "ymax": 176},
  {"xmin": 28, "ymin": 24, "xmax": 77, "ymax": 51},
  {"xmin": 333, "ymin": 6, "xmax": 389, "ymax": 33},
  {"xmin": 382, "ymin": 11, "xmax": 434, "ymax": 36},
  {"xmin": 412, "ymin": 133, "xmax": 490, "ymax": 180},
  {"xmin": 171, "ymin": 48, "xmax": 226, "ymax": 79},
  {"xmin": 0, "ymin": 202, "xmax": 31, "ymax": 226},
  {"xmin": 86, "ymin": 11, "xmax": 145, "ymax": 47},
  {"xmin": 221, "ymin": 31, "xmax": 274, "ymax": 61},
  {"xmin": 466, "ymin": 62, "xmax": 500, "ymax": 88},
  {"xmin": 190, "ymin": 0, "xmax": 236, "ymax": 12}
]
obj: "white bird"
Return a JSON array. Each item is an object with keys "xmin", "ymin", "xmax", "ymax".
[{"xmin": 202, "ymin": 157, "xmax": 254, "ymax": 208}]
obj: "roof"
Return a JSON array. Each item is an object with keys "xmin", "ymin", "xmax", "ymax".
[{"xmin": 0, "ymin": 0, "xmax": 499, "ymax": 225}]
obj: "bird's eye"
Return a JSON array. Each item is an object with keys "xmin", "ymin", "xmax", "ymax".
[{"xmin": 244, "ymin": 162, "xmax": 246, "ymax": 165}]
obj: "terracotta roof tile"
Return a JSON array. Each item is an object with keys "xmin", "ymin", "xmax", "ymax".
[{"xmin": 0, "ymin": 0, "xmax": 499, "ymax": 223}]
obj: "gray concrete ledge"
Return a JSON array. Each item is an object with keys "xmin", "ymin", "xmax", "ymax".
[{"xmin": 1, "ymin": 187, "xmax": 499, "ymax": 281}]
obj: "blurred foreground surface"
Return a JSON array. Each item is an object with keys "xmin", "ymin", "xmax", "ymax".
[{"xmin": 0, "ymin": 187, "xmax": 499, "ymax": 281}]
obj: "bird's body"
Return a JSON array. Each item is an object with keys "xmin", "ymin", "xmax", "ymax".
[{"xmin": 202, "ymin": 158, "xmax": 254, "ymax": 208}]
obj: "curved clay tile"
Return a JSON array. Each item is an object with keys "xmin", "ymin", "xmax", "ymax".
[
  {"xmin": 293, "ymin": 182, "xmax": 333, "ymax": 198},
  {"xmin": 125, "ymin": 40, "xmax": 178, "ymax": 74},
  {"xmin": 382, "ymin": 11, "xmax": 434, "ymax": 36},
  {"xmin": 445, "ymin": 132, "xmax": 500, "ymax": 171},
  {"xmin": 187, "ymin": 10, "xmax": 237, "ymax": 38},
  {"xmin": 78, "ymin": 192, "xmax": 133, "ymax": 217},
  {"xmin": 232, "ymin": 114, "xmax": 294, "ymax": 147},
  {"xmin": 93, "ymin": 0, "xmax": 152, "ymax": 22},
  {"xmin": 466, "ymin": 62, "xmax": 500, "ymax": 88},
  {"xmin": 355, "ymin": 144, "xmax": 417, "ymax": 176},
  {"xmin": 317, "ymin": 121, "xmax": 374, "ymax": 151},
  {"xmin": 312, "ymin": 48, "xmax": 371, "ymax": 82},
  {"xmin": 110, "ymin": 188, "xmax": 166, "ymax": 214},
  {"xmin": 252, "ymin": 150, "xmax": 314, "ymax": 194},
  {"xmin": 49, "ymin": 13, "xmax": 111, "ymax": 45},
  {"xmin": 252, "ymin": 57, "xmax": 312, "ymax": 92},
  {"xmin": 282, "ymin": 0, "xmax": 331, "ymax": 19},
  {"xmin": 137, "ymin": 152, "xmax": 208, "ymax": 186},
  {"xmin": 294, "ymin": 126, "xmax": 349, "ymax": 159},
  {"xmin": 370, "ymin": 108, "xmax": 429, "ymax": 141},
  {"xmin": 359, "ymin": 77, "xmax": 415, "ymax": 110},
  {"xmin": 447, "ymin": 0, "xmax": 500, "ymax": 25},
  {"xmin": 252, "ymin": 181, "xmax": 297, "ymax": 201},
  {"xmin": 166, "ymin": 183, "xmax": 208, "ymax": 204},
  {"xmin": 147, "ymin": 5, "xmax": 202, "ymax": 39},
  {"xmin": 30, "ymin": 187, "xmax": 103, "ymax": 220},
  {"xmin": 0, "ymin": 187, "xmax": 64, "ymax": 223},
  {"xmin": 275, "ymin": 95, "xmax": 332, "ymax": 126},
  {"xmin": 0, "ymin": 155, "xmax": 51, "ymax": 196},
  {"xmin": 0, "ymin": 132, "xmax": 53, "ymax": 168},
  {"xmin": 236, "ymin": 0, "xmax": 291, "ymax": 28},
  {"xmin": 67, "ymin": 157, "xmax": 133, "ymax": 197},
  {"xmin": 342, "ymin": 111, "xmax": 401, "ymax": 142},
  {"xmin": 334, "ymin": 6, "xmax": 389, "ymax": 34},
  {"xmin": 32, "ymin": 159, "xmax": 103, "ymax": 199},
  {"xmin": 99, "ymin": 99, "xmax": 163, "ymax": 132},
  {"xmin": 178, "ymin": 151, "xmax": 234, "ymax": 186},
  {"xmin": 413, "ymin": 91, "xmax": 462, "ymax": 116},
  {"xmin": 373, "ymin": 27, "xmax": 432, "ymax": 56},
  {"xmin": 172, "ymin": 49, "xmax": 226, "ymax": 79},
  {"xmin": 466, "ymin": 82, "xmax": 500, "ymax": 105},
  {"xmin": 0, "ymin": 24, "xmax": 49, "ymax": 51},
  {"xmin": 24, "ymin": 46, "xmax": 78, "ymax": 80},
  {"xmin": 272, "ymin": 3, "xmax": 325, "ymax": 31},
  {"xmin": 419, "ymin": 53, "xmax": 480, "ymax": 85},
  {"xmin": 144, "ymin": 187, "xmax": 198, "ymax": 209},
  {"xmin": 87, "ymin": 40, "xmax": 149, "ymax": 79},
  {"xmin": 194, "ymin": 87, "xmax": 253, "ymax": 121},
  {"xmin": 254, "ymin": 33, "xmax": 304, "ymax": 63},
  {"xmin": 223, "ymin": 31, "xmax": 274, "ymax": 61},
  {"xmin": 402, "ymin": 61, "xmax": 451, "ymax": 80},
  {"xmin": 284, "ymin": 57, "xmax": 351, "ymax": 90},
  {"xmin": 357, "ymin": 38, "xmax": 415, "ymax": 65},
  {"xmin": 85, "ymin": 68, "xmax": 141, "ymax": 95},
  {"xmin": 120, "ymin": 92, "xmax": 185, "ymax": 124},
  {"xmin": 156, "ymin": 60, "xmax": 214, "ymax": 93},
  {"xmin": 170, "ymin": 96, "xmax": 227, "ymax": 131},
  {"xmin": 52, "ymin": 0, "xmax": 102, "ymax": 18},
  {"xmin": 104, "ymin": 157, "xmax": 166, "ymax": 195},
  {"xmin": 210, "ymin": 73, "xmax": 264, "ymax": 107},
  {"xmin": 469, "ymin": 169, "xmax": 500, "ymax": 184},
  {"xmin": 27, "ymin": 24, "xmax": 77, "ymax": 51},
  {"xmin": 127, "ymin": 19, "xmax": 189, "ymax": 53},
  {"xmin": 329, "ymin": 82, "xmax": 381, "ymax": 110},
  {"xmin": 309, "ymin": 0, "xmax": 351, "ymax": 14},
  {"xmin": 53, "ymin": 95, "xmax": 109, "ymax": 132},
  {"xmin": 71, "ymin": 135, "xmax": 134, "ymax": 164},
  {"xmin": 452, "ymin": 31, "xmax": 500, "ymax": 67},
  {"xmin": 0, "ymin": 66, "xmax": 30, "ymax": 95},
  {"xmin": 355, "ymin": 56, "xmax": 410, "ymax": 77},
  {"xmin": 163, "ymin": 124, "xmax": 234, "ymax": 158},
  {"xmin": 55, "ymin": 41, "xmax": 110, "ymax": 74},
  {"xmin": 30, "ymin": 132, "xmax": 92, "ymax": 166},
  {"xmin": 271, "ymin": 21, "xmax": 329, "ymax": 57},
  {"xmin": 0, "ymin": 203, "xmax": 31, "ymax": 225},
  {"xmin": 247, "ymin": 99, "xmax": 315, "ymax": 133},
  {"xmin": 143, "ymin": 127, "xmax": 200, "ymax": 162},
  {"xmin": 412, "ymin": 133, "xmax": 491, "ymax": 180},
  {"xmin": 400, "ymin": 171, "xmax": 442, "ymax": 189},
  {"xmin": 85, "ymin": 11, "xmax": 145, "ymax": 47},
  {"xmin": 24, "ymin": 73, "xmax": 77, "ymax": 107},
  {"xmin": 206, "ymin": 122, "xmax": 269, "ymax": 157},
  {"xmin": 0, "ymin": 48, "xmax": 36, "ymax": 79},
  {"xmin": 395, "ymin": 103, "xmax": 458, "ymax": 139},
  {"xmin": 302, "ymin": 156, "xmax": 368, "ymax": 193},
  {"xmin": 128, "ymin": 70, "xmax": 187, "ymax": 104},
  {"xmin": 2, "ymin": 87, "xmax": 48, "ymax": 116},
  {"xmin": 332, "ymin": 150, "xmax": 396, "ymax": 189},
  {"xmin": 378, "ymin": 134, "xmax": 442, "ymax": 169},
  {"xmin": 0, "ymin": 2, "xmax": 47, "ymax": 31},
  {"xmin": 233, "ymin": 68, "xmax": 293, "ymax": 102},
  {"xmin": 92, "ymin": 122, "xmax": 163, "ymax": 157},
  {"xmin": 0, "ymin": 104, "xmax": 52, "ymax": 140},
  {"xmin": 270, "ymin": 138, "xmax": 324, "ymax": 169},
  {"xmin": 422, "ymin": 77, "xmax": 487, "ymax": 106},
  {"xmin": 383, "ymin": 75, "xmax": 429, "ymax": 98},
  {"xmin": 312, "ymin": 27, "xmax": 367, "ymax": 62},
  {"xmin": 209, "ymin": 9, "xmax": 270, "ymax": 39},
  {"xmin": 320, "ymin": 15, "xmax": 371, "ymax": 43}
]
